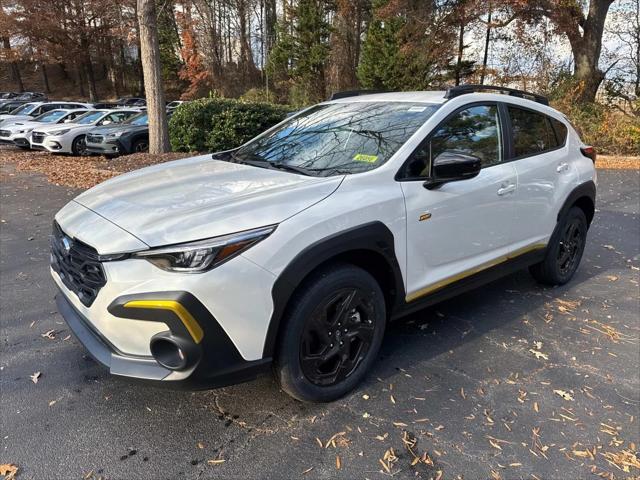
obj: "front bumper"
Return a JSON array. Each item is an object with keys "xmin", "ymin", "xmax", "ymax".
[
  {"xmin": 56, "ymin": 288, "xmax": 272, "ymax": 389},
  {"xmin": 86, "ymin": 139, "xmax": 122, "ymax": 156}
]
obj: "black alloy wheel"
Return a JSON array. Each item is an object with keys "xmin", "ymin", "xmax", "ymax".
[
  {"xmin": 557, "ymin": 217, "xmax": 585, "ymax": 277},
  {"xmin": 300, "ymin": 288, "xmax": 376, "ymax": 387},
  {"xmin": 274, "ymin": 264, "xmax": 386, "ymax": 402},
  {"xmin": 529, "ymin": 206, "xmax": 588, "ymax": 285}
]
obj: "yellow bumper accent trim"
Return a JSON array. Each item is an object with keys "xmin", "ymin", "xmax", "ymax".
[
  {"xmin": 123, "ymin": 300, "xmax": 204, "ymax": 344},
  {"xmin": 406, "ymin": 242, "xmax": 547, "ymax": 303}
]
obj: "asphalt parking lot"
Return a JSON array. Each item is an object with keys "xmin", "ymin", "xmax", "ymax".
[{"xmin": 1, "ymin": 159, "xmax": 639, "ymax": 480}]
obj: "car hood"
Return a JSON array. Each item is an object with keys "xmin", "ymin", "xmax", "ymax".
[
  {"xmin": 72, "ymin": 154, "xmax": 343, "ymax": 248},
  {"xmin": 32, "ymin": 122, "xmax": 84, "ymax": 133},
  {"xmin": 0, "ymin": 114, "xmax": 31, "ymax": 125},
  {"xmin": 2, "ymin": 120, "xmax": 42, "ymax": 131}
]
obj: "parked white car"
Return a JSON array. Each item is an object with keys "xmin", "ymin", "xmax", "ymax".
[
  {"xmin": 0, "ymin": 109, "xmax": 89, "ymax": 148},
  {"xmin": 0, "ymin": 101, "xmax": 92, "ymax": 126},
  {"xmin": 30, "ymin": 109, "xmax": 139, "ymax": 155},
  {"xmin": 51, "ymin": 86, "xmax": 596, "ymax": 402}
]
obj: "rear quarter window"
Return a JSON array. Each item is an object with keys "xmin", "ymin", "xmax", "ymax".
[{"xmin": 550, "ymin": 118, "xmax": 568, "ymax": 145}]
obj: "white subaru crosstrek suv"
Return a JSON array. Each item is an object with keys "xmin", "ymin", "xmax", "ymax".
[
  {"xmin": 31, "ymin": 109, "xmax": 139, "ymax": 155},
  {"xmin": 51, "ymin": 86, "xmax": 596, "ymax": 402}
]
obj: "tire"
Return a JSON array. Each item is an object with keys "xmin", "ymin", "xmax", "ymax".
[
  {"xmin": 131, "ymin": 138, "xmax": 148, "ymax": 153},
  {"xmin": 71, "ymin": 135, "xmax": 88, "ymax": 156},
  {"xmin": 274, "ymin": 264, "xmax": 386, "ymax": 403},
  {"xmin": 529, "ymin": 206, "xmax": 588, "ymax": 285}
]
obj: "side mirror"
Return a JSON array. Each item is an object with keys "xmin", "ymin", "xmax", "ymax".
[
  {"xmin": 102, "ymin": 120, "xmax": 112, "ymax": 125},
  {"xmin": 423, "ymin": 150, "xmax": 482, "ymax": 190}
]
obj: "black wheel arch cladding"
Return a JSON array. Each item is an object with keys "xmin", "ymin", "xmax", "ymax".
[
  {"xmin": 557, "ymin": 180, "xmax": 596, "ymax": 226},
  {"xmin": 263, "ymin": 221, "xmax": 405, "ymax": 358}
]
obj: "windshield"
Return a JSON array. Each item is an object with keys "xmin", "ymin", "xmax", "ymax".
[
  {"xmin": 125, "ymin": 112, "xmax": 148, "ymax": 125},
  {"xmin": 233, "ymin": 102, "xmax": 438, "ymax": 176},
  {"xmin": 9, "ymin": 103, "xmax": 37, "ymax": 115},
  {"xmin": 74, "ymin": 111, "xmax": 105, "ymax": 124},
  {"xmin": 35, "ymin": 110, "xmax": 67, "ymax": 123}
]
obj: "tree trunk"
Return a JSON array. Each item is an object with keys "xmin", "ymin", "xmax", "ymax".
[
  {"xmin": 455, "ymin": 20, "xmax": 465, "ymax": 86},
  {"xmin": 76, "ymin": 62, "xmax": 86, "ymax": 97},
  {"xmin": 480, "ymin": 7, "xmax": 492, "ymax": 85},
  {"xmin": 562, "ymin": 0, "xmax": 614, "ymax": 102},
  {"xmin": 134, "ymin": 2, "xmax": 146, "ymax": 96},
  {"xmin": 137, "ymin": 0, "xmax": 170, "ymax": 154},
  {"xmin": 83, "ymin": 59, "xmax": 99, "ymax": 101},
  {"xmin": 2, "ymin": 36, "xmax": 24, "ymax": 92},
  {"xmin": 41, "ymin": 63, "xmax": 51, "ymax": 93}
]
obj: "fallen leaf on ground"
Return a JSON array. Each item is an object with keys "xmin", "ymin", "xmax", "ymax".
[
  {"xmin": 0, "ymin": 464, "xmax": 18, "ymax": 480},
  {"xmin": 553, "ymin": 389, "xmax": 574, "ymax": 401},
  {"xmin": 41, "ymin": 329, "xmax": 55, "ymax": 339},
  {"xmin": 529, "ymin": 349, "xmax": 549, "ymax": 360},
  {"xmin": 30, "ymin": 371, "xmax": 41, "ymax": 383}
]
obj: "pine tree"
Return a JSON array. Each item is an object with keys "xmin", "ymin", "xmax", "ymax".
[
  {"xmin": 357, "ymin": 0, "xmax": 404, "ymax": 90},
  {"xmin": 267, "ymin": 0, "xmax": 332, "ymax": 105}
]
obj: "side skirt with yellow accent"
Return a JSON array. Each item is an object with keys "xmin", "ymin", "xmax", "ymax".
[{"xmin": 392, "ymin": 242, "xmax": 548, "ymax": 319}]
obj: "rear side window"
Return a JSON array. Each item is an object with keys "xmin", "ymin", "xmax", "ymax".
[{"xmin": 508, "ymin": 106, "xmax": 559, "ymax": 157}]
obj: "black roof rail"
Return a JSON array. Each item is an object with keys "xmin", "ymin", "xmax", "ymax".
[
  {"xmin": 445, "ymin": 84, "xmax": 549, "ymax": 106},
  {"xmin": 330, "ymin": 90, "xmax": 389, "ymax": 100}
]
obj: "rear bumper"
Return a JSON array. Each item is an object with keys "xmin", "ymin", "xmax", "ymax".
[{"xmin": 56, "ymin": 289, "xmax": 272, "ymax": 390}]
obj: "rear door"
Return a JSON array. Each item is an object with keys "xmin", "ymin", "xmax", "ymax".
[
  {"xmin": 399, "ymin": 103, "xmax": 519, "ymax": 301},
  {"xmin": 505, "ymin": 104, "xmax": 578, "ymax": 246}
]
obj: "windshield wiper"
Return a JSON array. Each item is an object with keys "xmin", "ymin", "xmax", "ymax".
[{"xmin": 230, "ymin": 152, "xmax": 316, "ymax": 176}]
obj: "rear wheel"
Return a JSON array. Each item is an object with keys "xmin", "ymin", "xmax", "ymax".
[
  {"xmin": 529, "ymin": 206, "xmax": 588, "ymax": 285},
  {"xmin": 71, "ymin": 135, "xmax": 88, "ymax": 156},
  {"xmin": 274, "ymin": 264, "xmax": 386, "ymax": 402}
]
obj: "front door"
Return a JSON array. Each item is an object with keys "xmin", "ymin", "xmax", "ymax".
[{"xmin": 398, "ymin": 103, "xmax": 519, "ymax": 302}]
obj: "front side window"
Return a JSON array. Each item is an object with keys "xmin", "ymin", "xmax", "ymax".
[
  {"xmin": 75, "ymin": 111, "xmax": 105, "ymax": 124},
  {"xmin": 126, "ymin": 113, "xmax": 148, "ymax": 125},
  {"xmin": 233, "ymin": 102, "xmax": 438, "ymax": 176},
  {"xmin": 509, "ymin": 106, "xmax": 558, "ymax": 157},
  {"xmin": 400, "ymin": 104, "xmax": 502, "ymax": 179},
  {"xmin": 63, "ymin": 111, "xmax": 87, "ymax": 122}
]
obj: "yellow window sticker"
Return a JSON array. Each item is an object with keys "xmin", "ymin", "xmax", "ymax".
[{"xmin": 353, "ymin": 153, "xmax": 378, "ymax": 163}]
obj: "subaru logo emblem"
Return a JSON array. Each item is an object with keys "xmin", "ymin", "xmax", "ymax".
[{"xmin": 62, "ymin": 236, "xmax": 72, "ymax": 253}]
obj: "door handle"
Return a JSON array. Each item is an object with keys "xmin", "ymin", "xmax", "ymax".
[
  {"xmin": 497, "ymin": 183, "xmax": 516, "ymax": 196},
  {"xmin": 557, "ymin": 162, "xmax": 569, "ymax": 173}
]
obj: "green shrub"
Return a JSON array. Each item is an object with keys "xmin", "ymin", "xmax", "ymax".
[{"xmin": 169, "ymin": 98, "xmax": 292, "ymax": 152}]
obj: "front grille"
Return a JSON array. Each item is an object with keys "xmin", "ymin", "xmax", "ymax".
[
  {"xmin": 51, "ymin": 222, "xmax": 106, "ymax": 307},
  {"xmin": 0, "ymin": 130, "xmax": 10, "ymax": 137},
  {"xmin": 32, "ymin": 132, "xmax": 45, "ymax": 144},
  {"xmin": 86, "ymin": 133, "xmax": 103, "ymax": 144}
]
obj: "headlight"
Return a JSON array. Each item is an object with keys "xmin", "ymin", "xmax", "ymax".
[
  {"xmin": 48, "ymin": 129, "xmax": 70, "ymax": 136},
  {"xmin": 107, "ymin": 131, "xmax": 124, "ymax": 138},
  {"xmin": 132, "ymin": 225, "xmax": 276, "ymax": 273}
]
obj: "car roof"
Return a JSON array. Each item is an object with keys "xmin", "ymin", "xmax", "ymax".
[{"xmin": 327, "ymin": 91, "xmax": 448, "ymax": 104}]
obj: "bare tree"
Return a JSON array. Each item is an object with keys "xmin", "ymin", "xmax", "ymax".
[{"xmin": 137, "ymin": 0, "xmax": 170, "ymax": 154}]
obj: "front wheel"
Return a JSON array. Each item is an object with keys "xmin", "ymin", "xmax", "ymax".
[
  {"xmin": 131, "ymin": 138, "xmax": 148, "ymax": 153},
  {"xmin": 529, "ymin": 206, "xmax": 588, "ymax": 285},
  {"xmin": 71, "ymin": 135, "xmax": 88, "ymax": 156},
  {"xmin": 274, "ymin": 264, "xmax": 386, "ymax": 403}
]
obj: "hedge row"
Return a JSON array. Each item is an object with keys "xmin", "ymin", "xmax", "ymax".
[{"xmin": 169, "ymin": 98, "xmax": 293, "ymax": 153}]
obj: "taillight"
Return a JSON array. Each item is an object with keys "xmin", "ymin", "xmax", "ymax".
[{"xmin": 580, "ymin": 146, "xmax": 596, "ymax": 164}]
